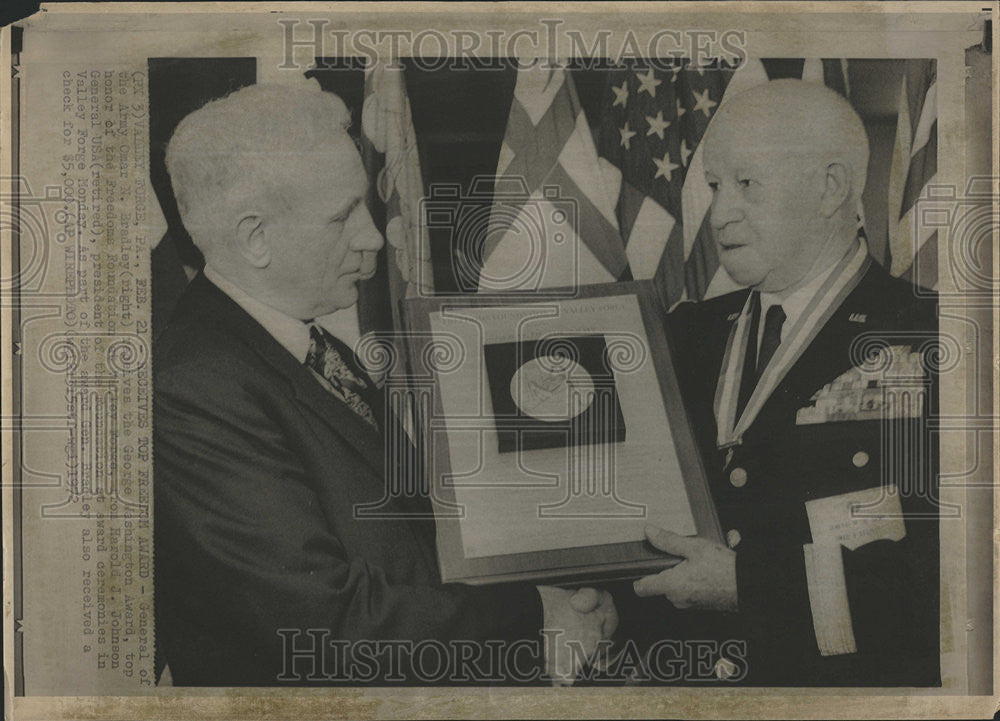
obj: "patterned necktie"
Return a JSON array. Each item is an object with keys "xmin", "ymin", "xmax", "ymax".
[{"xmin": 304, "ymin": 323, "xmax": 380, "ymax": 430}]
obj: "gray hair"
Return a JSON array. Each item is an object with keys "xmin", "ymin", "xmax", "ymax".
[{"xmin": 165, "ymin": 83, "xmax": 353, "ymax": 252}]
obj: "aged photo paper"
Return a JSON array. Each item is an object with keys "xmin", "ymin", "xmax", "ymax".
[{"xmin": 1, "ymin": 2, "xmax": 997, "ymax": 719}]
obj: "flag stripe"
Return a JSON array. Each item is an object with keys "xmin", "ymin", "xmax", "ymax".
[
  {"xmin": 557, "ymin": 112, "xmax": 621, "ymax": 227},
  {"xmin": 802, "ymin": 59, "xmax": 824, "ymax": 83},
  {"xmin": 512, "ymin": 65, "xmax": 567, "ymax": 125},
  {"xmin": 546, "ymin": 162, "xmax": 630, "ymax": 278},
  {"xmin": 482, "ymin": 66, "xmax": 629, "ymax": 288},
  {"xmin": 901, "ymin": 229, "xmax": 938, "ymax": 288},
  {"xmin": 909, "ymin": 81, "xmax": 937, "ymax": 156},
  {"xmin": 625, "ymin": 197, "xmax": 675, "ymax": 280},
  {"xmin": 654, "ymin": 222, "xmax": 688, "ymax": 310},
  {"xmin": 617, "ymin": 179, "xmax": 648, "ymax": 249},
  {"xmin": 887, "ymin": 59, "xmax": 938, "ymax": 284},
  {"xmin": 905, "ymin": 61, "xmax": 935, "ymax": 142},
  {"xmin": 505, "ymin": 79, "xmax": 579, "ymax": 160},
  {"xmin": 481, "ymin": 190, "xmax": 548, "ymax": 266},
  {"xmin": 504, "ymin": 94, "xmax": 578, "ymax": 191},
  {"xmin": 899, "ymin": 121, "xmax": 937, "ymax": 219},
  {"xmin": 822, "ymin": 59, "xmax": 848, "ymax": 96},
  {"xmin": 684, "ymin": 213, "xmax": 720, "ymax": 301}
]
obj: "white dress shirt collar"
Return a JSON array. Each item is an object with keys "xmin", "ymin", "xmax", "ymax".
[
  {"xmin": 756, "ymin": 256, "xmax": 841, "ymax": 348},
  {"xmin": 204, "ymin": 265, "xmax": 365, "ymax": 364},
  {"xmin": 204, "ymin": 265, "xmax": 313, "ymax": 363}
]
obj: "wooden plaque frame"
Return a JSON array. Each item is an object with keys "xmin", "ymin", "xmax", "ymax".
[{"xmin": 401, "ymin": 281, "xmax": 722, "ymax": 586}]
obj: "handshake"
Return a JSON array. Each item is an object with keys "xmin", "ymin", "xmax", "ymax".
[
  {"xmin": 535, "ymin": 526, "xmax": 739, "ymax": 684},
  {"xmin": 536, "ymin": 585, "xmax": 618, "ymax": 685}
]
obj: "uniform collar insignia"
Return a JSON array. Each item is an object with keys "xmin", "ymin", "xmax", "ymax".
[{"xmin": 848, "ymin": 312, "xmax": 867, "ymax": 323}]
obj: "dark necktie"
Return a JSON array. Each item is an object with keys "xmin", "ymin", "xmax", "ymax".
[
  {"xmin": 304, "ymin": 323, "xmax": 381, "ymax": 430},
  {"xmin": 757, "ymin": 303, "xmax": 786, "ymax": 379},
  {"xmin": 735, "ymin": 295, "xmax": 786, "ymax": 419}
]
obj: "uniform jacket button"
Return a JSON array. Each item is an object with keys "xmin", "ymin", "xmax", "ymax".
[
  {"xmin": 852, "ymin": 451, "xmax": 870, "ymax": 468},
  {"xmin": 729, "ymin": 467, "xmax": 748, "ymax": 487},
  {"xmin": 715, "ymin": 656, "xmax": 738, "ymax": 680},
  {"xmin": 726, "ymin": 529, "xmax": 742, "ymax": 548}
]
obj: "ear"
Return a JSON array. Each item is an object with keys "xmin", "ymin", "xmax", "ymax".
[
  {"xmin": 819, "ymin": 161, "xmax": 851, "ymax": 218},
  {"xmin": 235, "ymin": 214, "xmax": 271, "ymax": 268}
]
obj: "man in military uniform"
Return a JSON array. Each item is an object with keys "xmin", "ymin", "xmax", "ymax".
[{"xmin": 633, "ymin": 80, "xmax": 939, "ymax": 686}]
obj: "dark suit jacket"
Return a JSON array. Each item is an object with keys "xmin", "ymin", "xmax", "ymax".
[
  {"xmin": 154, "ymin": 274, "xmax": 542, "ymax": 686},
  {"xmin": 656, "ymin": 259, "xmax": 940, "ymax": 686}
]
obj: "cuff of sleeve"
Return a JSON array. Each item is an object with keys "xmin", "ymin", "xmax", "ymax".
[
  {"xmin": 466, "ymin": 581, "xmax": 543, "ymax": 644},
  {"xmin": 735, "ymin": 541, "xmax": 810, "ymax": 622},
  {"xmin": 467, "ymin": 582, "xmax": 544, "ymax": 682},
  {"xmin": 734, "ymin": 545, "xmax": 758, "ymax": 615}
]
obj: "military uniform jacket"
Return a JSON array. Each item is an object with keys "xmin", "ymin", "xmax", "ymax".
[
  {"xmin": 154, "ymin": 274, "xmax": 543, "ymax": 686},
  {"xmin": 664, "ymin": 259, "xmax": 940, "ymax": 687}
]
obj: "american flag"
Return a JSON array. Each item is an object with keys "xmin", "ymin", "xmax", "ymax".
[
  {"xmin": 479, "ymin": 58, "xmax": 856, "ymax": 306},
  {"xmin": 886, "ymin": 59, "xmax": 937, "ymax": 288},
  {"xmin": 596, "ymin": 58, "xmax": 853, "ymax": 309}
]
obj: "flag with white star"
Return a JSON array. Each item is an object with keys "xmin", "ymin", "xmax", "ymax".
[
  {"xmin": 479, "ymin": 58, "xmax": 854, "ymax": 300},
  {"xmin": 597, "ymin": 58, "xmax": 852, "ymax": 309},
  {"xmin": 597, "ymin": 59, "xmax": 740, "ymax": 306}
]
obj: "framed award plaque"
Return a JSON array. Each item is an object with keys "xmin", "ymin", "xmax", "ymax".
[{"xmin": 401, "ymin": 281, "xmax": 721, "ymax": 586}]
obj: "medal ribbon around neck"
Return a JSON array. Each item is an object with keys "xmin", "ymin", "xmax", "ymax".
[{"xmin": 713, "ymin": 240, "xmax": 871, "ymax": 450}]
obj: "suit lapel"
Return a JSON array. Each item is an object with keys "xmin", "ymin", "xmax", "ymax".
[
  {"xmin": 183, "ymin": 274, "xmax": 387, "ymax": 473},
  {"xmin": 291, "ymin": 379, "xmax": 387, "ymax": 474}
]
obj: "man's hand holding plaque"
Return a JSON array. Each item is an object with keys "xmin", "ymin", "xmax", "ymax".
[{"xmin": 633, "ymin": 526, "xmax": 737, "ymax": 613}]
